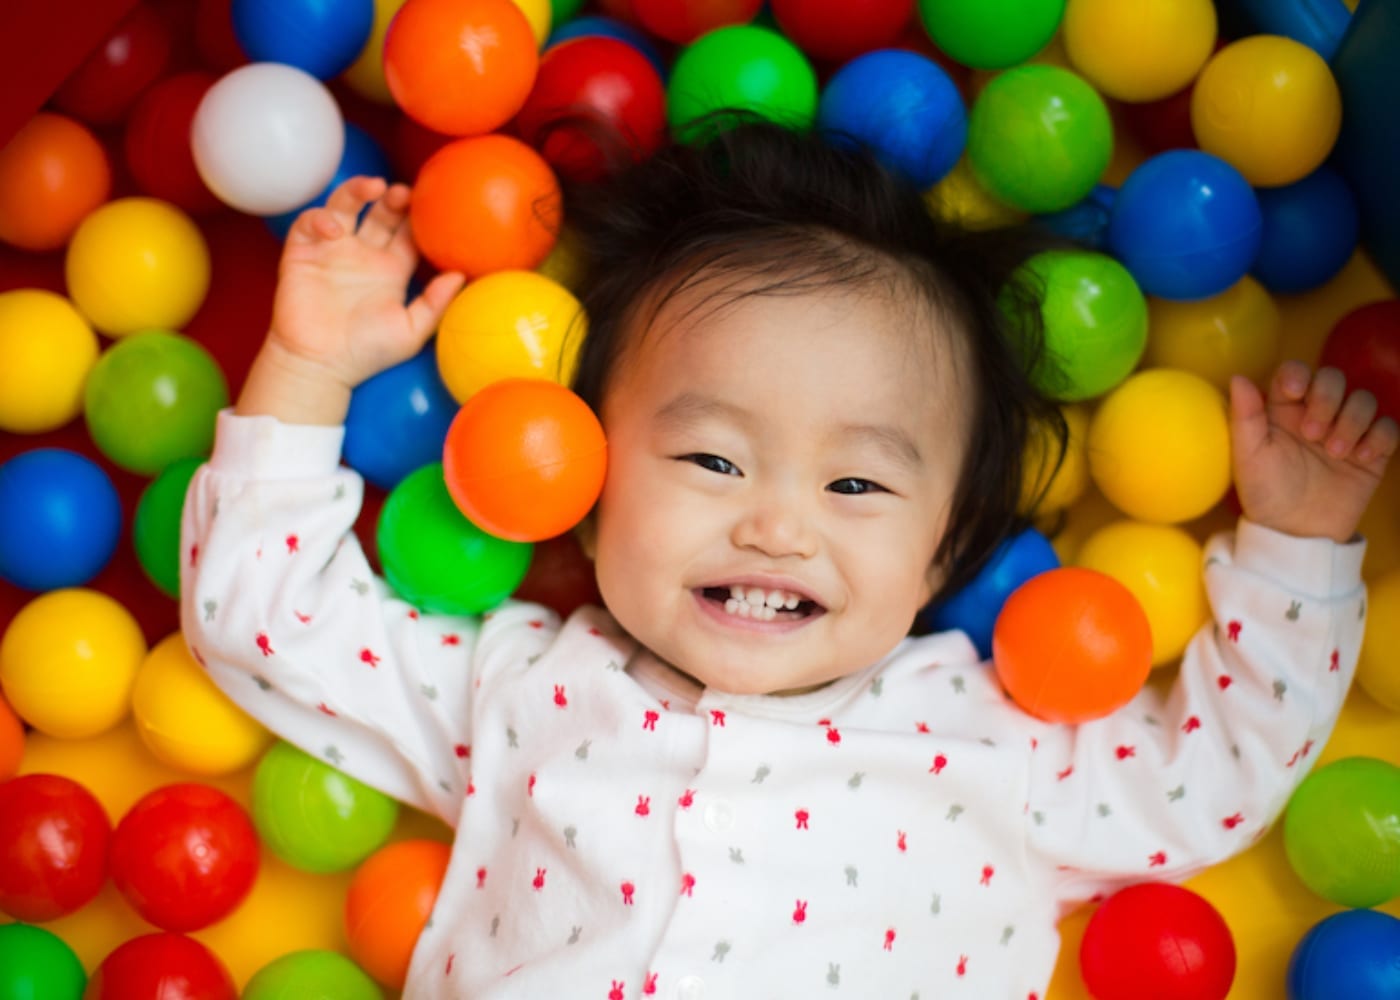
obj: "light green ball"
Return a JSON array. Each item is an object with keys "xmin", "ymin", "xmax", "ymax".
[
  {"xmin": 1284, "ymin": 756, "xmax": 1400, "ymax": 908},
  {"xmin": 242, "ymin": 949, "xmax": 384, "ymax": 1000},
  {"xmin": 918, "ymin": 0, "xmax": 1065, "ymax": 70},
  {"xmin": 667, "ymin": 25, "xmax": 818, "ymax": 141}
]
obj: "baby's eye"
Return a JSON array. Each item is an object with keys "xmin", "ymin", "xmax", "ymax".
[
  {"xmin": 828, "ymin": 477, "xmax": 889, "ymax": 496},
  {"xmin": 681, "ymin": 454, "xmax": 741, "ymax": 476}
]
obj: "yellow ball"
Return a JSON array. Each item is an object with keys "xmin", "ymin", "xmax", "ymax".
[
  {"xmin": 1145, "ymin": 275, "xmax": 1281, "ymax": 393},
  {"xmin": 924, "ymin": 156, "xmax": 1026, "ymax": 231},
  {"xmin": 0, "ymin": 588, "xmax": 146, "ymax": 739},
  {"xmin": 0, "ymin": 289, "xmax": 99, "ymax": 433},
  {"xmin": 1191, "ymin": 35, "xmax": 1343, "ymax": 188},
  {"xmin": 1088, "ymin": 368, "xmax": 1232, "ymax": 524},
  {"xmin": 435, "ymin": 269, "xmax": 586, "ymax": 403},
  {"xmin": 1076, "ymin": 519, "xmax": 1208, "ymax": 665},
  {"xmin": 132, "ymin": 632, "xmax": 273, "ymax": 775},
  {"xmin": 1357, "ymin": 571, "xmax": 1400, "ymax": 712},
  {"xmin": 509, "ymin": 0, "xmax": 552, "ymax": 47},
  {"xmin": 342, "ymin": 0, "xmax": 409, "ymax": 104},
  {"xmin": 1023, "ymin": 403, "xmax": 1090, "ymax": 515},
  {"xmin": 65, "ymin": 196, "xmax": 211, "ymax": 337},
  {"xmin": 1062, "ymin": 0, "xmax": 1217, "ymax": 103}
]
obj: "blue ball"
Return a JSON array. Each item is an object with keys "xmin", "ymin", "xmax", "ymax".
[
  {"xmin": 1252, "ymin": 166, "xmax": 1360, "ymax": 294},
  {"xmin": 1037, "ymin": 184, "xmax": 1117, "ymax": 251},
  {"xmin": 345, "ymin": 343, "xmax": 459, "ymax": 491},
  {"xmin": 267, "ymin": 123, "xmax": 393, "ymax": 238},
  {"xmin": 1288, "ymin": 908, "xmax": 1400, "ymax": 999},
  {"xmin": 918, "ymin": 527, "xmax": 1060, "ymax": 659},
  {"xmin": 232, "ymin": 0, "xmax": 375, "ymax": 80},
  {"xmin": 546, "ymin": 15, "xmax": 668, "ymax": 79},
  {"xmin": 0, "ymin": 449, "xmax": 122, "ymax": 591},
  {"xmin": 1107, "ymin": 150, "xmax": 1263, "ymax": 301},
  {"xmin": 818, "ymin": 49, "xmax": 966, "ymax": 190}
]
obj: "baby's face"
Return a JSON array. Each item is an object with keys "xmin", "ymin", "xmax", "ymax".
[{"xmin": 589, "ymin": 277, "xmax": 971, "ymax": 695}]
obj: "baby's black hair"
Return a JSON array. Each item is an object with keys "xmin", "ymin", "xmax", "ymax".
[{"xmin": 560, "ymin": 119, "xmax": 1068, "ymax": 604}]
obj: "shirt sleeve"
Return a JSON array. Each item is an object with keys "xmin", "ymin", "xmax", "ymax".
[
  {"xmin": 179, "ymin": 410, "xmax": 490, "ymax": 825},
  {"xmin": 1023, "ymin": 520, "xmax": 1368, "ymax": 911}
]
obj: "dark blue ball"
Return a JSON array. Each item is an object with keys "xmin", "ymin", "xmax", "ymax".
[
  {"xmin": 0, "ymin": 449, "xmax": 122, "ymax": 591},
  {"xmin": 1288, "ymin": 908, "xmax": 1400, "ymax": 999},
  {"xmin": 345, "ymin": 343, "xmax": 459, "ymax": 491},
  {"xmin": 232, "ymin": 0, "xmax": 375, "ymax": 80},
  {"xmin": 266, "ymin": 122, "xmax": 393, "ymax": 238},
  {"xmin": 1253, "ymin": 166, "xmax": 1360, "ymax": 294}
]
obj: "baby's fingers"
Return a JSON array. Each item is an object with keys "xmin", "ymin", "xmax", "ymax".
[
  {"xmin": 323, "ymin": 175, "xmax": 389, "ymax": 235},
  {"xmin": 1356, "ymin": 414, "xmax": 1400, "ymax": 468},
  {"xmin": 1299, "ymin": 366, "xmax": 1348, "ymax": 443},
  {"xmin": 357, "ymin": 182, "xmax": 412, "ymax": 248},
  {"xmin": 1323, "ymin": 388, "xmax": 1378, "ymax": 458}
]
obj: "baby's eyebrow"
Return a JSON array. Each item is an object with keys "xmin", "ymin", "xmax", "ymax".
[
  {"xmin": 838, "ymin": 423, "xmax": 924, "ymax": 473},
  {"xmin": 654, "ymin": 392, "xmax": 751, "ymax": 430}
]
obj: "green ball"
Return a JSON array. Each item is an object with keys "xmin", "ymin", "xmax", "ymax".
[
  {"xmin": 1284, "ymin": 756, "xmax": 1400, "ymax": 908},
  {"xmin": 918, "ymin": 0, "xmax": 1065, "ymax": 69},
  {"xmin": 252, "ymin": 741, "xmax": 401, "ymax": 874},
  {"xmin": 1004, "ymin": 250, "xmax": 1147, "ymax": 402},
  {"xmin": 967, "ymin": 64, "xmax": 1113, "ymax": 214},
  {"xmin": 0, "ymin": 924, "xmax": 86, "ymax": 1000},
  {"xmin": 83, "ymin": 330, "xmax": 229, "ymax": 476},
  {"xmin": 242, "ymin": 949, "xmax": 384, "ymax": 1000},
  {"xmin": 667, "ymin": 25, "xmax": 818, "ymax": 141},
  {"xmin": 549, "ymin": 0, "xmax": 585, "ymax": 27},
  {"xmin": 133, "ymin": 455, "xmax": 204, "ymax": 598},
  {"xmin": 378, "ymin": 462, "xmax": 533, "ymax": 616}
]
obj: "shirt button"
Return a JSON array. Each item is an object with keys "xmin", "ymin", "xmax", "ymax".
[
  {"xmin": 703, "ymin": 800, "xmax": 735, "ymax": 833},
  {"xmin": 675, "ymin": 975, "xmax": 706, "ymax": 999}
]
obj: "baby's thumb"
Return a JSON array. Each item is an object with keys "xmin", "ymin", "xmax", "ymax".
[
  {"xmin": 407, "ymin": 271, "xmax": 467, "ymax": 344},
  {"xmin": 1228, "ymin": 374, "xmax": 1269, "ymax": 459}
]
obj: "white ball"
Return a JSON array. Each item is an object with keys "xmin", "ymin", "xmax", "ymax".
[{"xmin": 191, "ymin": 62, "xmax": 345, "ymax": 216}]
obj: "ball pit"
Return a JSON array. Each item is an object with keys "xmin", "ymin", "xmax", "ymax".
[
  {"xmin": 0, "ymin": 449, "xmax": 121, "ymax": 591},
  {"xmin": 0, "ymin": 112, "xmax": 111, "ymax": 252}
]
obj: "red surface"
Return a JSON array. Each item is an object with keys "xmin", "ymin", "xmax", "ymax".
[
  {"xmin": 84, "ymin": 932, "xmax": 238, "ymax": 1000},
  {"xmin": 0, "ymin": 773, "xmax": 112, "ymax": 922}
]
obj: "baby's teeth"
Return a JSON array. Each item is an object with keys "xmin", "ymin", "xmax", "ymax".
[
  {"xmin": 757, "ymin": 605, "xmax": 777, "ymax": 621},
  {"xmin": 724, "ymin": 598, "xmax": 741, "ymax": 615},
  {"xmin": 745, "ymin": 586, "xmax": 766, "ymax": 605},
  {"xmin": 729, "ymin": 586, "xmax": 745, "ymax": 602},
  {"xmin": 783, "ymin": 595, "xmax": 800, "ymax": 610}
]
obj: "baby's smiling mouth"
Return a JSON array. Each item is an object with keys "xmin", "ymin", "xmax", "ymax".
[{"xmin": 699, "ymin": 585, "xmax": 823, "ymax": 622}]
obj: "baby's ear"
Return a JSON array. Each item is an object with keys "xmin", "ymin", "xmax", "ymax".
[
  {"xmin": 573, "ymin": 513, "xmax": 598, "ymax": 561},
  {"xmin": 919, "ymin": 560, "xmax": 945, "ymax": 610}
]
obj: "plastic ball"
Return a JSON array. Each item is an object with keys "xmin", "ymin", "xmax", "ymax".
[
  {"xmin": 513, "ymin": 36, "xmax": 668, "ymax": 182},
  {"xmin": 817, "ymin": 49, "xmax": 965, "ymax": 189},
  {"xmin": 84, "ymin": 932, "xmax": 237, "ymax": 1000},
  {"xmin": 512, "ymin": 531, "xmax": 603, "ymax": 618},
  {"xmin": 771, "ymin": 0, "xmax": 913, "ymax": 64},
  {"xmin": 510, "ymin": 0, "xmax": 553, "ymax": 46},
  {"xmin": 50, "ymin": 3, "xmax": 173, "ymax": 125},
  {"xmin": 1007, "ymin": 249, "xmax": 1147, "ymax": 401},
  {"xmin": 1088, "ymin": 368, "xmax": 1231, "ymax": 523},
  {"xmin": 1080, "ymin": 882, "xmax": 1236, "ymax": 1000},
  {"xmin": 966, "ymin": 64, "xmax": 1112, "ymax": 214},
  {"xmin": 545, "ymin": 14, "xmax": 668, "ymax": 79},
  {"xmin": 924, "ymin": 156, "xmax": 1027, "ymax": 231},
  {"xmin": 1035, "ymin": 183, "xmax": 1115, "ymax": 250},
  {"xmin": 242, "ymin": 949, "xmax": 385, "ymax": 1000},
  {"xmin": 84, "ymin": 330, "xmax": 229, "ymax": 476},
  {"xmin": 992, "ymin": 566, "xmax": 1152, "ymax": 723},
  {"xmin": 0, "ymin": 113, "xmax": 111, "ymax": 251},
  {"xmin": 266, "ymin": 122, "xmax": 393, "ymax": 240},
  {"xmin": 667, "ymin": 25, "xmax": 819, "ymax": 140},
  {"xmin": 379, "ymin": 463, "xmax": 535, "ymax": 614},
  {"xmin": 345, "ymin": 839, "xmax": 452, "ymax": 989},
  {"xmin": 383, "ymin": 0, "xmax": 538, "ymax": 136},
  {"xmin": 442, "ymin": 379, "xmax": 608, "ymax": 542},
  {"xmin": 1022, "ymin": 403, "xmax": 1088, "ymax": 515},
  {"xmin": 632, "ymin": 0, "xmax": 761, "ymax": 44},
  {"xmin": 1119, "ymin": 83, "xmax": 1199, "ymax": 155},
  {"xmin": 191, "ymin": 62, "xmax": 345, "ymax": 215},
  {"xmin": 232, "ymin": 0, "xmax": 374, "ymax": 79},
  {"xmin": 549, "ymin": 0, "xmax": 585, "ymax": 28},
  {"xmin": 343, "ymin": 0, "xmax": 409, "ymax": 103},
  {"xmin": 251, "ymin": 741, "xmax": 400, "ymax": 874},
  {"xmin": 1144, "ymin": 275, "xmax": 1280, "ymax": 393},
  {"xmin": 0, "ymin": 694, "xmax": 21, "ymax": 781},
  {"xmin": 1191, "ymin": 35, "xmax": 1342, "ymax": 189},
  {"xmin": 1252, "ymin": 166, "xmax": 1360, "ymax": 294},
  {"xmin": 1357, "ymin": 569, "xmax": 1400, "ymax": 711},
  {"xmin": 0, "ymin": 774, "xmax": 111, "ymax": 922},
  {"xmin": 0, "ymin": 290, "xmax": 98, "ymax": 434},
  {"xmin": 110, "ymin": 783, "xmax": 260, "ymax": 931},
  {"xmin": 409, "ymin": 134, "xmax": 561, "ymax": 277},
  {"xmin": 1076, "ymin": 520, "xmax": 1207, "ymax": 666},
  {"xmin": 920, "ymin": 527, "xmax": 1059, "ymax": 659},
  {"xmin": 436, "ymin": 270, "xmax": 586, "ymax": 402},
  {"xmin": 64, "ymin": 197, "xmax": 211, "ymax": 337},
  {"xmin": 133, "ymin": 457, "xmax": 204, "ymax": 598},
  {"xmin": 1284, "ymin": 756, "xmax": 1400, "ymax": 908},
  {"xmin": 1062, "ymin": 0, "xmax": 1217, "ymax": 103},
  {"xmin": 132, "ymin": 633, "xmax": 272, "ymax": 776},
  {"xmin": 1288, "ymin": 909, "xmax": 1400, "ymax": 1000},
  {"xmin": 917, "ymin": 0, "xmax": 1064, "ymax": 70},
  {"xmin": 0, "ymin": 450, "xmax": 121, "ymax": 591},
  {"xmin": 0, "ymin": 923, "xmax": 86, "ymax": 1000},
  {"xmin": 1319, "ymin": 299, "xmax": 1400, "ymax": 422},
  {"xmin": 1107, "ymin": 149, "xmax": 1262, "ymax": 301},
  {"xmin": 345, "ymin": 345, "xmax": 458, "ymax": 491},
  {"xmin": 124, "ymin": 72, "xmax": 224, "ymax": 215}
]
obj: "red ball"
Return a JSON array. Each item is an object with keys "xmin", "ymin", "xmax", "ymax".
[
  {"xmin": 631, "ymin": 0, "xmax": 763, "ymax": 43},
  {"xmin": 84, "ymin": 932, "xmax": 237, "ymax": 1000},
  {"xmin": 0, "ymin": 774, "xmax": 111, "ymax": 922},
  {"xmin": 1080, "ymin": 882, "xmax": 1237, "ymax": 1000},
  {"xmin": 51, "ymin": 3, "xmax": 175, "ymax": 125},
  {"xmin": 514, "ymin": 37, "xmax": 667, "ymax": 182},
  {"xmin": 1119, "ymin": 85, "xmax": 1199, "ymax": 155},
  {"xmin": 771, "ymin": 0, "xmax": 914, "ymax": 64},
  {"xmin": 124, "ymin": 72, "xmax": 223, "ymax": 214},
  {"xmin": 391, "ymin": 115, "xmax": 454, "ymax": 183},
  {"xmin": 194, "ymin": 0, "xmax": 248, "ymax": 72},
  {"xmin": 512, "ymin": 531, "xmax": 603, "ymax": 618},
  {"xmin": 1320, "ymin": 299, "xmax": 1400, "ymax": 422},
  {"xmin": 109, "ymin": 783, "xmax": 260, "ymax": 932}
]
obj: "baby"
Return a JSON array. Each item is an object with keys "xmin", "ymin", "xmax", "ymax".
[{"xmin": 181, "ymin": 124, "xmax": 1396, "ymax": 999}]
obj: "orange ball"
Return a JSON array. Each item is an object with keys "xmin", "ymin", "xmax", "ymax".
[
  {"xmin": 410, "ymin": 134, "xmax": 561, "ymax": 278},
  {"xmin": 344, "ymin": 838, "xmax": 451, "ymax": 990},
  {"xmin": 0, "ymin": 692, "xmax": 23, "ymax": 780},
  {"xmin": 992, "ymin": 566, "xmax": 1152, "ymax": 724},
  {"xmin": 442, "ymin": 378, "xmax": 607, "ymax": 542},
  {"xmin": 0, "ymin": 113, "xmax": 111, "ymax": 251},
  {"xmin": 384, "ymin": 0, "xmax": 539, "ymax": 136}
]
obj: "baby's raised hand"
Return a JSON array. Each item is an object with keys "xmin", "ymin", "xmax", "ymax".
[{"xmin": 1230, "ymin": 361, "xmax": 1398, "ymax": 543}]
